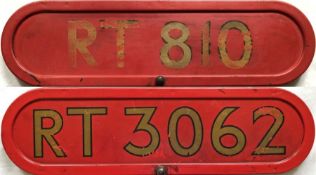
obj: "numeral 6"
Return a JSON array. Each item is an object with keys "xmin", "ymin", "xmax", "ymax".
[{"xmin": 124, "ymin": 106, "xmax": 285, "ymax": 157}]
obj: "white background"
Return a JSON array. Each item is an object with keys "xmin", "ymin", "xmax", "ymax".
[{"xmin": 0, "ymin": 1, "xmax": 316, "ymax": 175}]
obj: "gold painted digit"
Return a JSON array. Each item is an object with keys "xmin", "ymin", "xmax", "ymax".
[
  {"xmin": 168, "ymin": 107, "xmax": 203, "ymax": 157},
  {"xmin": 218, "ymin": 21, "xmax": 252, "ymax": 69},
  {"xmin": 160, "ymin": 22, "xmax": 192, "ymax": 68},
  {"xmin": 124, "ymin": 107, "xmax": 159, "ymax": 157},
  {"xmin": 253, "ymin": 107, "xmax": 286, "ymax": 155},
  {"xmin": 202, "ymin": 21, "xmax": 211, "ymax": 66},
  {"xmin": 212, "ymin": 107, "xmax": 246, "ymax": 156}
]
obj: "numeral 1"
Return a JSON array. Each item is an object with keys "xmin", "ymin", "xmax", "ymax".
[
  {"xmin": 160, "ymin": 20, "xmax": 253, "ymax": 69},
  {"xmin": 202, "ymin": 21, "xmax": 211, "ymax": 66}
]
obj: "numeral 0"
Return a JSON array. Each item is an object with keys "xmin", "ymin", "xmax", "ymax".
[
  {"xmin": 124, "ymin": 106, "xmax": 286, "ymax": 157},
  {"xmin": 160, "ymin": 20, "xmax": 253, "ymax": 69},
  {"xmin": 168, "ymin": 107, "xmax": 203, "ymax": 157}
]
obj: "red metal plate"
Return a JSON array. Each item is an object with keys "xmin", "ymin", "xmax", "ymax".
[
  {"xmin": 1, "ymin": 1, "xmax": 315, "ymax": 86},
  {"xmin": 1, "ymin": 88, "xmax": 314, "ymax": 175}
]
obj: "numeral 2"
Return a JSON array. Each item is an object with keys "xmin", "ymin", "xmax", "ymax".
[{"xmin": 125, "ymin": 106, "xmax": 286, "ymax": 157}]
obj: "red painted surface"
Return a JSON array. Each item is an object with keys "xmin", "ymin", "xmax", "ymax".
[
  {"xmin": 1, "ymin": 1, "xmax": 315, "ymax": 86},
  {"xmin": 1, "ymin": 88, "xmax": 314, "ymax": 175}
]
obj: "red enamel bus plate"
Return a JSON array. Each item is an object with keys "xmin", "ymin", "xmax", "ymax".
[
  {"xmin": 1, "ymin": 88, "xmax": 314, "ymax": 175},
  {"xmin": 1, "ymin": 1, "xmax": 315, "ymax": 86}
]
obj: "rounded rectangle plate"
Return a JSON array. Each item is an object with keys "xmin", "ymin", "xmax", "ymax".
[
  {"xmin": 1, "ymin": 88, "xmax": 314, "ymax": 175},
  {"xmin": 1, "ymin": 0, "xmax": 315, "ymax": 86}
]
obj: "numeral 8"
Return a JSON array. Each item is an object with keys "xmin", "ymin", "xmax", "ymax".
[{"xmin": 160, "ymin": 20, "xmax": 253, "ymax": 69}]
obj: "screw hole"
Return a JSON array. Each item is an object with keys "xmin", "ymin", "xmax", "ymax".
[
  {"xmin": 155, "ymin": 166, "xmax": 168, "ymax": 175},
  {"xmin": 155, "ymin": 76, "xmax": 165, "ymax": 86}
]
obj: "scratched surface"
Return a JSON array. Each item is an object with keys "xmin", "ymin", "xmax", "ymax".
[
  {"xmin": 0, "ymin": 87, "xmax": 315, "ymax": 175},
  {"xmin": 13, "ymin": 13, "xmax": 302, "ymax": 76},
  {"xmin": 1, "ymin": 88, "xmax": 314, "ymax": 175},
  {"xmin": 1, "ymin": 1, "xmax": 314, "ymax": 85},
  {"xmin": 0, "ymin": 1, "xmax": 316, "ymax": 86}
]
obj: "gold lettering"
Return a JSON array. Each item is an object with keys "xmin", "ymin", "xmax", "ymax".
[
  {"xmin": 68, "ymin": 20, "xmax": 97, "ymax": 67},
  {"xmin": 168, "ymin": 107, "xmax": 202, "ymax": 157},
  {"xmin": 253, "ymin": 107, "xmax": 286, "ymax": 155},
  {"xmin": 104, "ymin": 20, "xmax": 139, "ymax": 68},
  {"xmin": 212, "ymin": 107, "xmax": 246, "ymax": 156},
  {"xmin": 160, "ymin": 22, "xmax": 192, "ymax": 69},
  {"xmin": 124, "ymin": 107, "xmax": 159, "ymax": 157},
  {"xmin": 34, "ymin": 110, "xmax": 66, "ymax": 158},
  {"xmin": 202, "ymin": 21, "xmax": 211, "ymax": 66},
  {"xmin": 67, "ymin": 107, "xmax": 107, "ymax": 157},
  {"xmin": 218, "ymin": 21, "xmax": 252, "ymax": 69}
]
